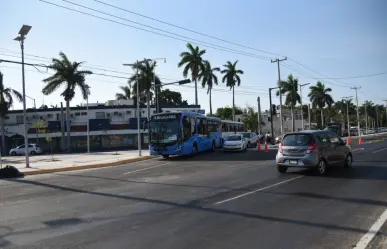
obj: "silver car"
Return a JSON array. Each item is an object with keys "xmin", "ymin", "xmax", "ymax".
[
  {"xmin": 276, "ymin": 130, "xmax": 352, "ymax": 175},
  {"xmin": 223, "ymin": 134, "xmax": 247, "ymax": 152}
]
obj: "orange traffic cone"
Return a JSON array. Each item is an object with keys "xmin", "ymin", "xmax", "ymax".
[
  {"xmin": 347, "ymin": 136, "xmax": 350, "ymax": 145},
  {"xmin": 358, "ymin": 136, "xmax": 363, "ymax": 145},
  {"xmin": 257, "ymin": 142, "xmax": 261, "ymax": 152},
  {"xmin": 264, "ymin": 141, "xmax": 269, "ymax": 152}
]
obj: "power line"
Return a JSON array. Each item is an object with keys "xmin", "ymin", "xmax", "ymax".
[
  {"xmin": 299, "ymin": 72, "xmax": 387, "ymax": 80},
  {"xmin": 39, "ymin": 0, "xmax": 273, "ymax": 61},
  {"xmin": 92, "ymin": 0, "xmax": 283, "ymax": 58}
]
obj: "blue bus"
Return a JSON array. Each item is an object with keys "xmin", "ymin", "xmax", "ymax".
[{"xmin": 149, "ymin": 112, "xmax": 222, "ymax": 158}]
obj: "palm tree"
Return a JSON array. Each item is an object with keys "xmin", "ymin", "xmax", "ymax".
[
  {"xmin": 308, "ymin": 81, "xmax": 334, "ymax": 128},
  {"xmin": 128, "ymin": 61, "xmax": 161, "ymax": 120},
  {"xmin": 221, "ymin": 61, "xmax": 244, "ymax": 121},
  {"xmin": 277, "ymin": 74, "xmax": 300, "ymax": 131},
  {"xmin": 42, "ymin": 52, "xmax": 92, "ymax": 152},
  {"xmin": 178, "ymin": 43, "xmax": 206, "ymax": 106},
  {"xmin": 115, "ymin": 85, "xmax": 131, "ymax": 100},
  {"xmin": 198, "ymin": 60, "xmax": 220, "ymax": 115},
  {"xmin": 0, "ymin": 71, "xmax": 23, "ymax": 155}
]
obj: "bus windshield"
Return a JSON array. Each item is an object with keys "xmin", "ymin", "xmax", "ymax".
[{"xmin": 149, "ymin": 120, "xmax": 180, "ymax": 144}]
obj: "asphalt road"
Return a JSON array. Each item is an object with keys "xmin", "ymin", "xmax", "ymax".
[{"xmin": 1, "ymin": 140, "xmax": 387, "ymax": 249}]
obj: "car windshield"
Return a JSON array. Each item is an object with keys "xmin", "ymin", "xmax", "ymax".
[
  {"xmin": 282, "ymin": 134, "xmax": 313, "ymax": 146},
  {"xmin": 226, "ymin": 135, "xmax": 242, "ymax": 141},
  {"xmin": 149, "ymin": 120, "xmax": 179, "ymax": 144},
  {"xmin": 241, "ymin": 133, "xmax": 250, "ymax": 138}
]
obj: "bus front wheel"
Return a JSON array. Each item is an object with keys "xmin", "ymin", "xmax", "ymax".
[
  {"xmin": 192, "ymin": 144, "xmax": 198, "ymax": 155},
  {"xmin": 162, "ymin": 155, "xmax": 170, "ymax": 159}
]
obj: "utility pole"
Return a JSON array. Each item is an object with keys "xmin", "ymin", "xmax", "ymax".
[
  {"xmin": 365, "ymin": 104, "xmax": 368, "ymax": 134},
  {"xmin": 342, "ymin": 96, "xmax": 353, "ymax": 139},
  {"xmin": 376, "ymin": 106, "xmax": 379, "ymax": 133},
  {"xmin": 299, "ymin": 83, "xmax": 310, "ymax": 130},
  {"xmin": 308, "ymin": 104, "xmax": 311, "ymax": 129},
  {"xmin": 257, "ymin": 97, "xmax": 262, "ymax": 135},
  {"xmin": 269, "ymin": 87, "xmax": 279, "ymax": 144},
  {"xmin": 271, "ymin": 57, "xmax": 287, "ymax": 136},
  {"xmin": 351, "ymin": 87, "xmax": 361, "ymax": 137},
  {"xmin": 383, "ymin": 100, "xmax": 387, "ymax": 127}
]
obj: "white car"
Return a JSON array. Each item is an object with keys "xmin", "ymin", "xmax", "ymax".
[
  {"xmin": 239, "ymin": 132, "xmax": 258, "ymax": 147},
  {"xmin": 223, "ymin": 134, "xmax": 247, "ymax": 152},
  {"xmin": 9, "ymin": 144, "xmax": 42, "ymax": 156}
]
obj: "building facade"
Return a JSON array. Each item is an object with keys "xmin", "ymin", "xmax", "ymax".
[{"xmin": 2, "ymin": 101, "xmax": 202, "ymax": 153}]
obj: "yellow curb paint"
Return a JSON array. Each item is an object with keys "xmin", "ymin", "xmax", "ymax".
[{"xmin": 23, "ymin": 156, "xmax": 155, "ymax": 176}]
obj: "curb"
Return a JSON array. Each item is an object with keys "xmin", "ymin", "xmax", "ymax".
[{"xmin": 23, "ymin": 156, "xmax": 154, "ymax": 176}]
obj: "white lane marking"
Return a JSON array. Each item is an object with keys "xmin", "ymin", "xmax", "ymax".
[
  {"xmin": 354, "ymin": 208, "xmax": 387, "ymax": 249},
  {"xmin": 214, "ymin": 176, "xmax": 304, "ymax": 205},
  {"xmin": 352, "ymin": 148, "xmax": 364, "ymax": 153},
  {"xmin": 372, "ymin": 148, "xmax": 387, "ymax": 154},
  {"xmin": 123, "ymin": 163, "xmax": 171, "ymax": 175}
]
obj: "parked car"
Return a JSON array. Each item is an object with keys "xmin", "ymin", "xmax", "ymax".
[
  {"xmin": 223, "ymin": 134, "xmax": 247, "ymax": 152},
  {"xmin": 239, "ymin": 132, "xmax": 258, "ymax": 147},
  {"xmin": 9, "ymin": 144, "xmax": 42, "ymax": 156},
  {"xmin": 276, "ymin": 130, "xmax": 352, "ymax": 175}
]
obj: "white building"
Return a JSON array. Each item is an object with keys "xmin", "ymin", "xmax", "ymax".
[{"xmin": 2, "ymin": 101, "xmax": 202, "ymax": 153}]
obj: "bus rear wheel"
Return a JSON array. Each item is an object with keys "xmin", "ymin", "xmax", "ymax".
[
  {"xmin": 162, "ymin": 155, "xmax": 170, "ymax": 159},
  {"xmin": 211, "ymin": 141, "xmax": 216, "ymax": 152},
  {"xmin": 192, "ymin": 144, "xmax": 198, "ymax": 155}
]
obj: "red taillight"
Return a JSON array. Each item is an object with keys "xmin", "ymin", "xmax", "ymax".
[
  {"xmin": 306, "ymin": 143, "xmax": 316, "ymax": 154},
  {"xmin": 278, "ymin": 142, "xmax": 283, "ymax": 153}
]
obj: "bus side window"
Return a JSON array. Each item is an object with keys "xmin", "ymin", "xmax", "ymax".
[
  {"xmin": 182, "ymin": 116, "xmax": 191, "ymax": 141},
  {"xmin": 191, "ymin": 117, "xmax": 196, "ymax": 135}
]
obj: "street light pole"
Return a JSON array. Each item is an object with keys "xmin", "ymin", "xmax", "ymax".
[
  {"xmin": 14, "ymin": 25, "xmax": 31, "ymax": 168},
  {"xmin": 299, "ymin": 83, "xmax": 310, "ymax": 130},
  {"xmin": 257, "ymin": 97, "xmax": 262, "ymax": 135},
  {"xmin": 269, "ymin": 87, "xmax": 279, "ymax": 144},
  {"xmin": 351, "ymin": 87, "xmax": 361, "ymax": 137},
  {"xmin": 25, "ymin": 95, "xmax": 37, "ymax": 143},
  {"xmin": 123, "ymin": 59, "xmax": 152, "ymax": 156},
  {"xmin": 151, "ymin": 58, "xmax": 166, "ymax": 115},
  {"xmin": 342, "ymin": 96, "xmax": 353, "ymax": 140},
  {"xmin": 86, "ymin": 86, "xmax": 90, "ymax": 153}
]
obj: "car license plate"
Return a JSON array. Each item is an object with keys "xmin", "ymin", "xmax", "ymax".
[{"xmin": 289, "ymin": 160, "xmax": 298, "ymax": 165}]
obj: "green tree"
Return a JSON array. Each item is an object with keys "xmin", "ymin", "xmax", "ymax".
[
  {"xmin": 242, "ymin": 106, "xmax": 265, "ymax": 132},
  {"xmin": 308, "ymin": 81, "xmax": 334, "ymax": 128},
  {"xmin": 128, "ymin": 61, "xmax": 161, "ymax": 119},
  {"xmin": 0, "ymin": 71, "xmax": 23, "ymax": 155},
  {"xmin": 178, "ymin": 43, "xmax": 206, "ymax": 106},
  {"xmin": 115, "ymin": 85, "xmax": 131, "ymax": 100},
  {"xmin": 42, "ymin": 52, "xmax": 92, "ymax": 152},
  {"xmin": 198, "ymin": 60, "xmax": 220, "ymax": 115},
  {"xmin": 158, "ymin": 89, "xmax": 188, "ymax": 106},
  {"xmin": 277, "ymin": 74, "xmax": 300, "ymax": 131},
  {"xmin": 215, "ymin": 107, "xmax": 243, "ymax": 120},
  {"xmin": 221, "ymin": 61, "xmax": 244, "ymax": 121}
]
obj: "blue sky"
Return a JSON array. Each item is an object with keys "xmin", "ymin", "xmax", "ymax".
[{"xmin": 1, "ymin": 0, "xmax": 386, "ymax": 113}]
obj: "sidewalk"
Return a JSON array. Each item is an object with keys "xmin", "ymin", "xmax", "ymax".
[{"xmin": 1, "ymin": 150, "xmax": 151, "ymax": 175}]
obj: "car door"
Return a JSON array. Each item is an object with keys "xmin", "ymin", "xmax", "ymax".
[
  {"xmin": 250, "ymin": 133, "xmax": 258, "ymax": 144},
  {"xmin": 28, "ymin": 144, "xmax": 34, "ymax": 154},
  {"xmin": 326, "ymin": 132, "xmax": 343, "ymax": 165},
  {"xmin": 17, "ymin": 145, "xmax": 25, "ymax": 155},
  {"xmin": 315, "ymin": 133, "xmax": 335, "ymax": 164},
  {"xmin": 330, "ymin": 134, "xmax": 347, "ymax": 163}
]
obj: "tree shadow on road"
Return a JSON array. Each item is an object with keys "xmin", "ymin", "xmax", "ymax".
[
  {"xmin": 162, "ymin": 150, "xmax": 277, "ymax": 162},
  {"xmin": 3, "ymin": 177, "xmax": 384, "ymax": 237}
]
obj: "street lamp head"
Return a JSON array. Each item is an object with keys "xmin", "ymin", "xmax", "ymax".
[
  {"xmin": 18, "ymin": 25, "xmax": 32, "ymax": 36},
  {"xmin": 14, "ymin": 36, "xmax": 23, "ymax": 41},
  {"xmin": 178, "ymin": 79, "xmax": 191, "ymax": 85}
]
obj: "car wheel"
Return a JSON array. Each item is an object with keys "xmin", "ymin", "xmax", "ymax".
[
  {"xmin": 162, "ymin": 154, "xmax": 170, "ymax": 159},
  {"xmin": 211, "ymin": 141, "xmax": 216, "ymax": 152},
  {"xmin": 344, "ymin": 153, "xmax": 352, "ymax": 168},
  {"xmin": 11, "ymin": 151, "xmax": 16, "ymax": 156},
  {"xmin": 316, "ymin": 159, "xmax": 327, "ymax": 175},
  {"xmin": 30, "ymin": 151, "xmax": 36, "ymax": 155},
  {"xmin": 277, "ymin": 166, "xmax": 287, "ymax": 173},
  {"xmin": 192, "ymin": 143, "xmax": 198, "ymax": 155}
]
